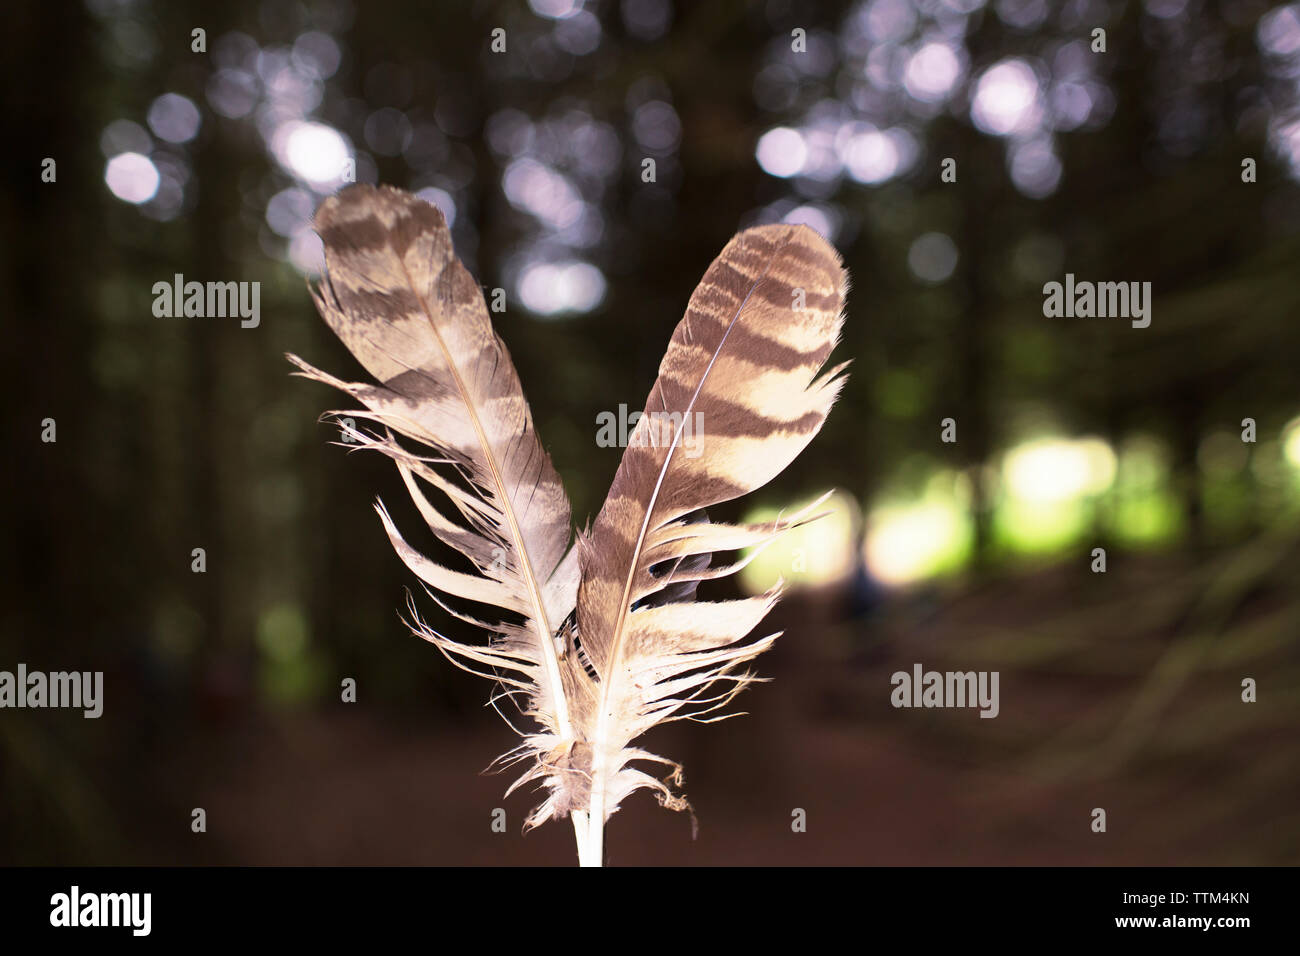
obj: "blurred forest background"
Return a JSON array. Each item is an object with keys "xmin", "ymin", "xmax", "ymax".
[{"xmin": 1, "ymin": 0, "xmax": 1298, "ymax": 865}]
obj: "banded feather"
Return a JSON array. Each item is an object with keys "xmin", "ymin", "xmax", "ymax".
[
  {"xmin": 572, "ymin": 224, "xmax": 848, "ymax": 862},
  {"xmin": 295, "ymin": 187, "xmax": 849, "ymax": 866},
  {"xmin": 287, "ymin": 185, "xmax": 591, "ymax": 851}
]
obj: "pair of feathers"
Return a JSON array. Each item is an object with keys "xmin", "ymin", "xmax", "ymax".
[{"xmin": 290, "ymin": 184, "xmax": 848, "ymax": 862}]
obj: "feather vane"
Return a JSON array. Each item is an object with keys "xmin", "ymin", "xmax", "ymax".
[{"xmin": 294, "ymin": 186, "xmax": 848, "ymax": 865}]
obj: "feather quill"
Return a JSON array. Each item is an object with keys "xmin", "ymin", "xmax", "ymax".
[{"xmin": 293, "ymin": 185, "xmax": 848, "ymax": 866}]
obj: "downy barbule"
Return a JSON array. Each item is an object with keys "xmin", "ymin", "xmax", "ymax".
[{"xmin": 289, "ymin": 184, "xmax": 848, "ymax": 866}]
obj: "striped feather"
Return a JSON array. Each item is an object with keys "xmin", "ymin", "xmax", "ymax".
[
  {"xmin": 287, "ymin": 185, "xmax": 590, "ymax": 845},
  {"xmin": 296, "ymin": 189, "xmax": 849, "ymax": 866},
  {"xmin": 572, "ymin": 224, "xmax": 848, "ymax": 861}
]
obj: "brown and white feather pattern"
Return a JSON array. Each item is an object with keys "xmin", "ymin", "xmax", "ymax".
[
  {"xmin": 574, "ymin": 224, "xmax": 848, "ymax": 847},
  {"xmin": 295, "ymin": 187, "xmax": 850, "ymax": 865},
  {"xmin": 286, "ymin": 185, "xmax": 585, "ymax": 826}
]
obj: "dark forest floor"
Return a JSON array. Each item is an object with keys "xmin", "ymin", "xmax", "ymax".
[
  {"xmin": 116, "ymin": 535, "xmax": 1299, "ymax": 866},
  {"xmin": 4, "ymin": 536, "xmax": 1295, "ymax": 865}
]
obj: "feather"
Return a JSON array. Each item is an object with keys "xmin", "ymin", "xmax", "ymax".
[
  {"xmin": 294, "ymin": 186, "xmax": 848, "ymax": 866},
  {"xmin": 286, "ymin": 184, "xmax": 592, "ymax": 851},
  {"xmin": 570, "ymin": 223, "xmax": 848, "ymax": 862}
]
